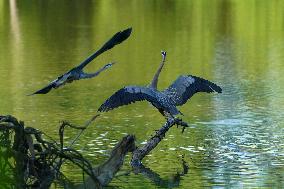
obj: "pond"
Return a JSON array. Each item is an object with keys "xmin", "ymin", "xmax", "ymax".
[{"xmin": 0, "ymin": 0, "xmax": 284, "ymax": 188}]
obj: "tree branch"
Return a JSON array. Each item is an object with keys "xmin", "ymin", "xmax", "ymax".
[{"xmin": 131, "ymin": 118, "xmax": 188, "ymax": 166}]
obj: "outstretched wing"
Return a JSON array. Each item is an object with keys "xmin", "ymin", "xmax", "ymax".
[
  {"xmin": 98, "ymin": 86, "xmax": 161, "ymax": 112},
  {"xmin": 30, "ymin": 28, "xmax": 131, "ymax": 96},
  {"xmin": 76, "ymin": 28, "xmax": 132, "ymax": 70},
  {"xmin": 28, "ymin": 82, "xmax": 56, "ymax": 95},
  {"xmin": 29, "ymin": 72, "xmax": 71, "ymax": 95},
  {"xmin": 162, "ymin": 75, "xmax": 222, "ymax": 106}
]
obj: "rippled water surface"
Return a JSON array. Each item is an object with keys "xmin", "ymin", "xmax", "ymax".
[{"xmin": 1, "ymin": 0, "xmax": 284, "ymax": 188}]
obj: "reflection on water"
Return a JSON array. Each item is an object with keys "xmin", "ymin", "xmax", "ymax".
[{"xmin": 0, "ymin": 0, "xmax": 284, "ymax": 188}]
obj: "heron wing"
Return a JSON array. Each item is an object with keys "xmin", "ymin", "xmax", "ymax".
[
  {"xmin": 29, "ymin": 82, "xmax": 56, "ymax": 95},
  {"xmin": 162, "ymin": 75, "xmax": 222, "ymax": 106},
  {"xmin": 29, "ymin": 72, "xmax": 72, "ymax": 95},
  {"xmin": 98, "ymin": 86, "xmax": 160, "ymax": 112},
  {"xmin": 76, "ymin": 28, "xmax": 132, "ymax": 70}
]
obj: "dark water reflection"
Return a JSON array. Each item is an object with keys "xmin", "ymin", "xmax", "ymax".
[{"xmin": 0, "ymin": 0, "xmax": 284, "ymax": 188}]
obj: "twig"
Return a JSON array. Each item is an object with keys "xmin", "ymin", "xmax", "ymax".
[{"xmin": 68, "ymin": 114, "xmax": 100, "ymax": 148}]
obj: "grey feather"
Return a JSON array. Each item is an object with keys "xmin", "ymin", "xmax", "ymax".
[
  {"xmin": 162, "ymin": 75, "xmax": 222, "ymax": 106},
  {"xmin": 76, "ymin": 28, "xmax": 132, "ymax": 70},
  {"xmin": 98, "ymin": 86, "xmax": 180, "ymax": 116}
]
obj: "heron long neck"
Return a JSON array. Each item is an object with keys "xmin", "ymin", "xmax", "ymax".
[
  {"xmin": 150, "ymin": 56, "xmax": 166, "ymax": 89},
  {"xmin": 80, "ymin": 66, "xmax": 107, "ymax": 79}
]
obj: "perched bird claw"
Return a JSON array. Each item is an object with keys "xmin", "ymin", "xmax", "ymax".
[
  {"xmin": 173, "ymin": 118, "xmax": 189, "ymax": 133},
  {"xmin": 97, "ymin": 51, "xmax": 222, "ymax": 135}
]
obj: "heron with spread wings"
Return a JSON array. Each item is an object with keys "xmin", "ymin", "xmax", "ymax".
[
  {"xmin": 98, "ymin": 51, "xmax": 222, "ymax": 128},
  {"xmin": 29, "ymin": 28, "xmax": 132, "ymax": 95}
]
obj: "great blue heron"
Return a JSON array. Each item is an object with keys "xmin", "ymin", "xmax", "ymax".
[
  {"xmin": 29, "ymin": 28, "xmax": 132, "ymax": 95},
  {"xmin": 98, "ymin": 51, "xmax": 222, "ymax": 127}
]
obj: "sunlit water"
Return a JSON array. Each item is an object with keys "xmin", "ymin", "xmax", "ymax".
[{"xmin": 0, "ymin": 0, "xmax": 284, "ymax": 188}]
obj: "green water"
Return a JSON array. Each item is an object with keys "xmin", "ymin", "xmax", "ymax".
[{"xmin": 1, "ymin": 0, "xmax": 284, "ymax": 188}]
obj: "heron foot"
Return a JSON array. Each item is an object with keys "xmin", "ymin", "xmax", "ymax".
[{"xmin": 174, "ymin": 118, "xmax": 189, "ymax": 133}]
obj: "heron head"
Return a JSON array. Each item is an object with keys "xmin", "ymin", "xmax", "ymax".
[{"xmin": 103, "ymin": 62, "xmax": 116, "ymax": 69}]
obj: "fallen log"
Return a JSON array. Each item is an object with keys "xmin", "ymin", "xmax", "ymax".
[
  {"xmin": 75, "ymin": 135, "xmax": 135, "ymax": 188},
  {"xmin": 0, "ymin": 115, "xmax": 134, "ymax": 188},
  {"xmin": 0, "ymin": 115, "xmax": 189, "ymax": 188}
]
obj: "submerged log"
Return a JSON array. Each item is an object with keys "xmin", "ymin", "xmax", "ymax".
[
  {"xmin": 77, "ymin": 135, "xmax": 135, "ymax": 188},
  {"xmin": 0, "ymin": 115, "xmax": 189, "ymax": 188},
  {"xmin": 0, "ymin": 115, "xmax": 136, "ymax": 188}
]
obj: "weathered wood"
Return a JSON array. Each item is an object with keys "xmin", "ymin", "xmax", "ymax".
[
  {"xmin": 1, "ymin": 115, "xmax": 189, "ymax": 188},
  {"xmin": 0, "ymin": 115, "xmax": 27, "ymax": 188},
  {"xmin": 75, "ymin": 135, "xmax": 136, "ymax": 188},
  {"xmin": 0, "ymin": 115, "xmax": 137, "ymax": 188}
]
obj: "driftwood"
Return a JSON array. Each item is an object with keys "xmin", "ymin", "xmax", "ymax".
[
  {"xmin": 76, "ymin": 135, "xmax": 135, "ymax": 188},
  {"xmin": 0, "ymin": 115, "xmax": 189, "ymax": 188},
  {"xmin": 0, "ymin": 115, "xmax": 134, "ymax": 188},
  {"xmin": 77, "ymin": 118, "xmax": 190, "ymax": 189}
]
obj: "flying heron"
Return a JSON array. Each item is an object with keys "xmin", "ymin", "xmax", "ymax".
[
  {"xmin": 29, "ymin": 28, "xmax": 132, "ymax": 95},
  {"xmin": 98, "ymin": 51, "xmax": 222, "ymax": 128}
]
